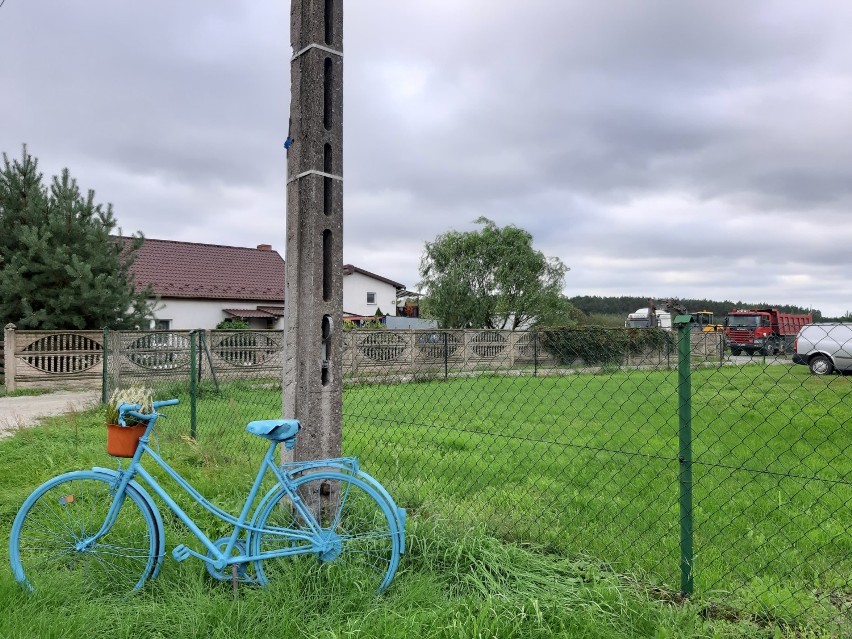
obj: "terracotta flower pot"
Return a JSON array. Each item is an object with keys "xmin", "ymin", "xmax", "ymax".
[{"xmin": 106, "ymin": 422, "xmax": 147, "ymax": 458}]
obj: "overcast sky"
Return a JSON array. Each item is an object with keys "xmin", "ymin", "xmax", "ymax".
[{"xmin": 2, "ymin": 1, "xmax": 850, "ymax": 316}]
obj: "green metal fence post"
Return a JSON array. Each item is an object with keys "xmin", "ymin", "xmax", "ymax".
[
  {"xmin": 674, "ymin": 315, "xmax": 694, "ymax": 596},
  {"xmin": 444, "ymin": 332, "xmax": 449, "ymax": 380},
  {"xmin": 190, "ymin": 330, "xmax": 198, "ymax": 439},
  {"xmin": 101, "ymin": 327, "xmax": 109, "ymax": 404},
  {"xmin": 197, "ymin": 330, "xmax": 204, "ymax": 386}
]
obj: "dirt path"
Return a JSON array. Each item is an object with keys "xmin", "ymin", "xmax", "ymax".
[{"xmin": 0, "ymin": 390, "xmax": 101, "ymax": 439}]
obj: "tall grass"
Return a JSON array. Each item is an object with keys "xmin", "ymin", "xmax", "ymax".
[
  {"xmin": 1, "ymin": 364, "xmax": 848, "ymax": 637},
  {"xmin": 89, "ymin": 364, "xmax": 852, "ymax": 626},
  {"xmin": 339, "ymin": 365, "xmax": 851, "ymax": 627},
  {"xmin": 0, "ymin": 409, "xmax": 818, "ymax": 639},
  {"xmin": 0, "ymin": 517, "xmax": 781, "ymax": 639}
]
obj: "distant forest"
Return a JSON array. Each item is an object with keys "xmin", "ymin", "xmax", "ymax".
[{"xmin": 569, "ymin": 296, "xmax": 830, "ymax": 322}]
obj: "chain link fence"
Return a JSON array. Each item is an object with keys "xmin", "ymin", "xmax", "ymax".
[
  {"xmin": 103, "ymin": 324, "xmax": 851, "ymax": 631},
  {"xmin": 103, "ymin": 328, "xmax": 282, "ymax": 464}
]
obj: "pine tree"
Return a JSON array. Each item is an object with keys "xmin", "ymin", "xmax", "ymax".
[{"xmin": 0, "ymin": 146, "xmax": 152, "ymax": 329}]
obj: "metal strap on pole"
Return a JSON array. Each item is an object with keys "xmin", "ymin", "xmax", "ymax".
[
  {"xmin": 290, "ymin": 43, "xmax": 343, "ymax": 62},
  {"xmin": 286, "ymin": 169, "xmax": 343, "ymax": 185}
]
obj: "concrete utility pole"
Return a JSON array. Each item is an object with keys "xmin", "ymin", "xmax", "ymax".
[{"xmin": 283, "ymin": 0, "xmax": 344, "ymax": 462}]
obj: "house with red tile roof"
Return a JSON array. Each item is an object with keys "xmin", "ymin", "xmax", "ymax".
[{"xmin": 125, "ymin": 238, "xmax": 406, "ymax": 330}]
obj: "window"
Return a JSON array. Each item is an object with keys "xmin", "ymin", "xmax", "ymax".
[
  {"xmin": 155, "ymin": 319, "xmax": 171, "ymax": 330},
  {"xmin": 366, "ymin": 292, "xmax": 376, "ymax": 305}
]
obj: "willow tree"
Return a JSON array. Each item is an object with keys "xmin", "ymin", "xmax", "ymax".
[{"xmin": 418, "ymin": 217, "xmax": 576, "ymax": 329}]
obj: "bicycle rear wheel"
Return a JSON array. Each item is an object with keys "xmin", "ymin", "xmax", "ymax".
[
  {"xmin": 252, "ymin": 471, "xmax": 402, "ymax": 592},
  {"xmin": 9, "ymin": 470, "xmax": 159, "ymax": 593}
]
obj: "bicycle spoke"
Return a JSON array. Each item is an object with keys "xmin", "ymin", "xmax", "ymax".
[
  {"xmin": 10, "ymin": 472, "xmax": 157, "ymax": 593},
  {"xmin": 22, "ymin": 548, "xmax": 78, "ymax": 567},
  {"xmin": 33, "ymin": 501, "xmax": 79, "ymax": 539},
  {"xmin": 252, "ymin": 473, "xmax": 400, "ymax": 592},
  {"xmin": 329, "ymin": 477, "xmax": 353, "ymax": 531}
]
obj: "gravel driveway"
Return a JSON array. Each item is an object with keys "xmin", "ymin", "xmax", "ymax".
[{"xmin": 0, "ymin": 390, "xmax": 101, "ymax": 439}]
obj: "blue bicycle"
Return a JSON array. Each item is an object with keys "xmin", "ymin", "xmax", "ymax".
[{"xmin": 9, "ymin": 399, "xmax": 405, "ymax": 593}]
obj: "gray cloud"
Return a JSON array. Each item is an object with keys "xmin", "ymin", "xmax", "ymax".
[{"xmin": 2, "ymin": 0, "xmax": 850, "ymax": 315}]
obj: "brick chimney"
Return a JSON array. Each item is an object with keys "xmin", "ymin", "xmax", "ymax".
[{"xmin": 257, "ymin": 244, "xmax": 272, "ymax": 251}]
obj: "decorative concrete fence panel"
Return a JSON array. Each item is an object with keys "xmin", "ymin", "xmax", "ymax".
[
  {"xmin": 3, "ymin": 325, "xmax": 104, "ymax": 392},
  {"xmin": 207, "ymin": 331, "xmax": 284, "ymax": 375},
  {"xmin": 347, "ymin": 330, "xmax": 413, "ymax": 377},
  {"xmin": 691, "ymin": 331, "xmax": 724, "ymax": 357},
  {"xmin": 342, "ymin": 329, "xmax": 557, "ymax": 381},
  {"xmin": 105, "ymin": 330, "xmax": 193, "ymax": 391},
  {"xmin": 104, "ymin": 330, "xmax": 284, "ymax": 392}
]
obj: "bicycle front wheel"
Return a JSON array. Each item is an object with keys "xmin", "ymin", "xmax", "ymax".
[
  {"xmin": 9, "ymin": 470, "xmax": 159, "ymax": 593},
  {"xmin": 252, "ymin": 471, "xmax": 402, "ymax": 592}
]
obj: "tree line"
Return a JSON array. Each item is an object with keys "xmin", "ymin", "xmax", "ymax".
[{"xmin": 569, "ymin": 296, "xmax": 827, "ymax": 322}]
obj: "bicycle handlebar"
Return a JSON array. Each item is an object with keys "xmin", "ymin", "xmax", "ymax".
[{"xmin": 117, "ymin": 399, "xmax": 180, "ymax": 426}]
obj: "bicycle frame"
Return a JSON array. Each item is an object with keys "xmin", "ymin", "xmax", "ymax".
[{"xmin": 89, "ymin": 411, "xmax": 334, "ymax": 572}]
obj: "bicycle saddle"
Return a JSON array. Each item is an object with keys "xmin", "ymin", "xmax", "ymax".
[{"xmin": 245, "ymin": 419, "xmax": 301, "ymax": 443}]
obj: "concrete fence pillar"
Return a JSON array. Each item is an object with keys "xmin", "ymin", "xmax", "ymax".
[
  {"xmin": 462, "ymin": 330, "xmax": 470, "ymax": 372},
  {"xmin": 4, "ymin": 323, "xmax": 16, "ymax": 392}
]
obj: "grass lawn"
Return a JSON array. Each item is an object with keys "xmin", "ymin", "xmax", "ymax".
[
  {"xmin": 1, "ymin": 362, "xmax": 849, "ymax": 636},
  {"xmin": 340, "ymin": 365, "xmax": 851, "ymax": 625}
]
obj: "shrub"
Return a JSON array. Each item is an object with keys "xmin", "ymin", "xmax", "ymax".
[
  {"xmin": 216, "ymin": 319, "xmax": 250, "ymax": 329},
  {"xmin": 540, "ymin": 327, "xmax": 674, "ymax": 366},
  {"xmin": 343, "ymin": 318, "xmax": 386, "ymax": 331}
]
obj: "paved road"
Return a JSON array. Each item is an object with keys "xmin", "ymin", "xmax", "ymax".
[
  {"xmin": 724, "ymin": 354, "xmax": 792, "ymax": 366},
  {"xmin": 0, "ymin": 390, "xmax": 100, "ymax": 439}
]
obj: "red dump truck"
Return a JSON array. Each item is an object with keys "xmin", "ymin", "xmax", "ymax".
[{"xmin": 725, "ymin": 308, "xmax": 812, "ymax": 356}]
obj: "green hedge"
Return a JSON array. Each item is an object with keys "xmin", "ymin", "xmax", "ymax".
[{"xmin": 539, "ymin": 327, "xmax": 674, "ymax": 366}]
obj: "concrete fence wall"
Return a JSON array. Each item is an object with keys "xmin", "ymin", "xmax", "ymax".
[{"xmin": 3, "ymin": 325, "xmax": 725, "ymax": 392}]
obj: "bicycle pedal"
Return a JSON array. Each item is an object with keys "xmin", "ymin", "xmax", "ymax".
[{"xmin": 172, "ymin": 544, "xmax": 192, "ymax": 562}]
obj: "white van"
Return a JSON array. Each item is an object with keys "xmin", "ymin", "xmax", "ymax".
[{"xmin": 792, "ymin": 323, "xmax": 852, "ymax": 375}]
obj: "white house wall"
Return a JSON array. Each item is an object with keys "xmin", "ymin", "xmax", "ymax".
[
  {"xmin": 152, "ymin": 270, "xmax": 398, "ymax": 329},
  {"xmin": 342, "ymin": 272, "xmax": 398, "ymax": 317},
  {"xmin": 151, "ymin": 299, "xmax": 284, "ymax": 330}
]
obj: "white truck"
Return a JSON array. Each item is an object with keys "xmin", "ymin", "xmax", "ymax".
[
  {"xmin": 625, "ymin": 308, "xmax": 672, "ymax": 329},
  {"xmin": 624, "ymin": 299, "xmax": 689, "ymax": 330}
]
